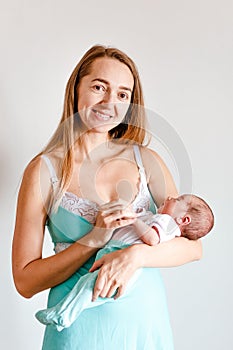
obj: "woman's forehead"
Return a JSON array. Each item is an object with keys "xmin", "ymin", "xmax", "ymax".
[{"xmin": 87, "ymin": 57, "xmax": 134, "ymax": 86}]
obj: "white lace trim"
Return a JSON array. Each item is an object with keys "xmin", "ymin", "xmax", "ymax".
[
  {"xmin": 60, "ymin": 192, "xmax": 99, "ymax": 224},
  {"xmin": 132, "ymin": 179, "xmax": 151, "ymax": 213},
  {"xmin": 60, "ymin": 184, "xmax": 150, "ymax": 221},
  {"xmin": 55, "ymin": 182, "xmax": 151, "ymax": 253}
]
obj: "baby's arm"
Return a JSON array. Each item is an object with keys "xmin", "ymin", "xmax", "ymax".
[
  {"xmin": 132, "ymin": 219, "xmax": 160, "ymax": 246},
  {"xmin": 132, "ymin": 212, "xmax": 181, "ymax": 245}
]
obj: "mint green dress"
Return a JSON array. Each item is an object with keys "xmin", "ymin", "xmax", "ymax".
[{"xmin": 40, "ymin": 146, "xmax": 174, "ymax": 350}]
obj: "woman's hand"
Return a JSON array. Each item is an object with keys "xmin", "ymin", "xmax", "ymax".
[
  {"xmin": 78, "ymin": 201, "xmax": 136, "ymax": 248},
  {"xmin": 89, "ymin": 245, "xmax": 140, "ymax": 300},
  {"xmin": 96, "ymin": 200, "xmax": 136, "ymax": 230},
  {"xmin": 89, "ymin": 237, "xmax": 203, "ymax": 302}
]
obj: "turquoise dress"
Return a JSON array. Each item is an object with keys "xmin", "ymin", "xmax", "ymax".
[{"xmin": 40, "ymin": 147, "xmax": 174, "ymax": 350}]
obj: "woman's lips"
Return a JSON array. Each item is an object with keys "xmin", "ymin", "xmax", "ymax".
[{"xmin": 92, "ymin": 109, "xmax": 113, "ymax": 121}]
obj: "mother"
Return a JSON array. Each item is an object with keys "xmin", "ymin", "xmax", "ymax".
[{"xmin": 12, "ymin": 45, "xmax": 202, "ymax": 349}]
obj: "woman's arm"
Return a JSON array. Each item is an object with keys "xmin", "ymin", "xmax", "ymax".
[
  {"xmin": 130, "ymin": 237, "xmax": 202, "ymax": 268},
  {"xmin": 90, "ymin": 237, "xmax": 202, "ymax": 300},
  {"xmin": 12, "ymin": 157, "xmax": 100, "ymax": 298}
]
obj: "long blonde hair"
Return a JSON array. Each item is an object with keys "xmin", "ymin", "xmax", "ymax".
[{"xmin": 38, "ymin": 45, "xmax": 147, "ymax": 208}]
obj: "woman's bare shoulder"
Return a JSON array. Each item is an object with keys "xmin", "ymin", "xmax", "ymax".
[
  {"xmin": 139, "ymin": 145, "xmax": 163, "ymax": 161},
  {"xmin": 23, "ymin": 155, "xmax": 44, "ymax": 182},
  {"xmin": 138, "ymin": 145, "xmax": 167, "ymax": 174},
  {"xmin": 21, "ymin": 154, "xmax": 53, "ymax": 206},
  {"xmin": 24, "ymin": 148, "xmax": 63, "ymax": 180}
]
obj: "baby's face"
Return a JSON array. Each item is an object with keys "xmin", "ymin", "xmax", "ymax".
[{"xmin": 157, "ymin": 195, "xmax": 191, "ymax": 218}]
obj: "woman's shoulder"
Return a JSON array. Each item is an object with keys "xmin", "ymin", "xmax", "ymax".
[
  {"xmin": 138, "ymin": 145, "xmax": 166, "ymax": 166},
  {"xmin": 22, "ymin": 150, "xmax": 62, "ymax": 192},
  {"xmin": 17, "ymin": 156, "xmax": 50, "ymax": 211},
  {"xmin": 23, "ymin": 155, "xmax": 44, "ymax": 182},
  {"xmin": 137, "ymin": 145, "xmax": 176, "ymax": 186},
  {"xmin": 26, "ymin": 149, "xmax": 63, "ymax": 178}
]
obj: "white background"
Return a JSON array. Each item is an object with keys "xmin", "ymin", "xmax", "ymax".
[{"xmin": 1, "ymin": 1, "xmax": 232, "ymax": 349}]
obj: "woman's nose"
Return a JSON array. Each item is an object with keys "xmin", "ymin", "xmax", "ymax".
[{"xmin": 102, "ymin": 90, "xmax": 117, "ymax": 104}]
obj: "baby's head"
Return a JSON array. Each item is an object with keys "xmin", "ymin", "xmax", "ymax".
[{"xmin": 158, "ymin": 194, "xmax": 214, "ymax": 240}]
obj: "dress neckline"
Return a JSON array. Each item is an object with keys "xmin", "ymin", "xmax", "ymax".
[
  {"xmin": 43, "ymin": 145, "xmax": 152, "ymax": 217},
  {"xmin": 63, "ymin": 169, "xmax": 143, "ymax": 209}
]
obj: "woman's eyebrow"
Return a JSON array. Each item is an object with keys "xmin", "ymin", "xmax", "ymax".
[{"xmin": 91, "ymin": 78, "xmax": 132, "ymax": 92}]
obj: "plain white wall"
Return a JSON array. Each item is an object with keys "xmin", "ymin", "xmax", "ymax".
[{"xmin": 1, "ymin": 1, "xmax": 232, "ymax": 349}]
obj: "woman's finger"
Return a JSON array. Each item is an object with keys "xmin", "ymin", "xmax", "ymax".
[
  {"xmin": 92, "ymin": 267, "xmax": 111, "ymax": 301},
  {"xmin": 89, "ymin": 258, "xmax": 112, "ymax": 300},
  {"xmin": 89, "ymin": 258, "xmax": 103, "ymax": 272},
  {"xmin": 105, "ymin": 281, "xmax": 119, "ymax": 298},
  {"xmin": 104, "ymin": 210, "xmax": 136, "ymax": 223},
  {"xmin": 92, "ymin": 275, "xmax": 106, "ymax": 301},
  {"xmin": 99, "ymin": 272, "xmax": 121, "ymax": 298},
  {"xmin": 100, "ymin": 204, "xmax": 125, "ymax": 213},
  {"xmin": 100, "ymin": 205, "xmax": 129, "ymax": 216},
  {"xmin": 99, "ymin": 200, "xmax": 134, "ymax": 216},
  {"xmin": 99, "ymin": 199, "xmax": 129, "ymax": 211},
  {"xmin": 114, "ymin": 285, "xmax": 126, "ymax": 299}
]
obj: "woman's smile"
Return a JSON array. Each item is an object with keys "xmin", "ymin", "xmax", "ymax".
[
  {"xmin": 77, "ymin": 57, "xmax": 134, "ymax": 133},
  {"xmin": 92, "ymin": 108, "xmax": 114, "ymax": 121}
]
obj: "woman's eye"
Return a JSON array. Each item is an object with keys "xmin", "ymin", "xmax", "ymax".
[
  {"xmin": 119, "ymin": 92, "xmax": 129, "ymax": 100},
  {"xmin": 93, "ymin": 85, "xmax": 105, "ymax": 92}
]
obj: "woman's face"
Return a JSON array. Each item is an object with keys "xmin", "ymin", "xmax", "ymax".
[{"xmin": 77, "ymin": 57, "xmax": 134, "ymax": 134}]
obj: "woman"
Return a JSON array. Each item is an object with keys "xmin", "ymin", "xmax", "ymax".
[{"xmin": 12, "ymin": 45, "xmax": 202, "ymax": 349}]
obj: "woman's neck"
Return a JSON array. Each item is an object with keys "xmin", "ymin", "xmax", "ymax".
[{"xmin": 74, "ymin": 131, "xmax": 111, "ymax": 160}]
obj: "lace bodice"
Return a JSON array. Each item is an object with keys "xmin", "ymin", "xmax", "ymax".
[
  {"xmin": 60, "ymin": 170, "xmax": 151, "ymax": 225},
  {"xmin": 60, "ymin": 192, "xmax": 99, "ymax": 225}
]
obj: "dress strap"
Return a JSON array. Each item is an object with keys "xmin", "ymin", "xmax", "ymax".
[
  {"xmin": 133, "ymin": 145, "xmax": 157, "ymax": 214},
  {"xmin": 41, "ymin": 154, "xmax": 59, "ymax": 190},
  {"xmin": 133, "ymin": 145, "xmax": 148, "ymax": 188}
]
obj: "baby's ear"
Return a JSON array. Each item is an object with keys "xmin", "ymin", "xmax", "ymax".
[
  {"xmin": 182, "ymin": 215, "xmax": 191, "ymax": 226},
  {"xmin": 176, "ymin": 215, "xmax": 191, "ymax": 226}
]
